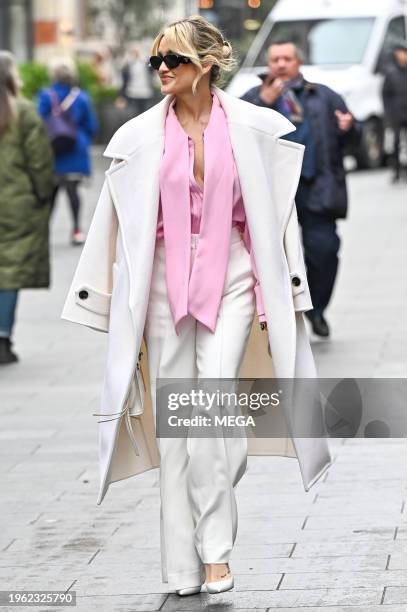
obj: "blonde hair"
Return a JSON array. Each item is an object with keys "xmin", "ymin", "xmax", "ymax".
[{"xmin": 151, "ymin": 15, "xmax": 237, "ymax": 94}]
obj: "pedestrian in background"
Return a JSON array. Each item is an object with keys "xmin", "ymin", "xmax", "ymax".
[
  {"xmin": 241, "ymin": 41, "xmax": 360, "ymax": 338},
  {"xmin": 90, "ymin": 49, "xmax": 115, "ymax": 87},
  {"xmin": 382, "ymin": 41, "xmax": 407, "ymax": 182},
  {"xmin": 38, "ymin": 57, "xmax": 98, "ymax": 246},
  {"xmin": 0, "ymin": 50, "xmax": 53, "ymax": 364},
  {"xmin": 90, "ymin": 51, "xmax": 108, "ymax": 86},
  {"xmin": 117, "ymin": 43, "xmax": 155, "ymax": 115}
]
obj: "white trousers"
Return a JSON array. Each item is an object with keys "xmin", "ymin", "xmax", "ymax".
[{"xmin": 144, "ymin": 226, "xmax": 256, "ymax": 590}]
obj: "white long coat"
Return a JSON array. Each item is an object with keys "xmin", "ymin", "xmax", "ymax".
[{"xmin": 61, "ymin": 86, "xmax": 332, "ymax": 504}]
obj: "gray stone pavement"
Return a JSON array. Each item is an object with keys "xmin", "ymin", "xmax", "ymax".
[{"xmin": 1, "ymin": 151, "xmax": 407, "ymax": 611}]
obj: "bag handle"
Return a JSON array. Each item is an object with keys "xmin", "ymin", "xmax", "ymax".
[{"xmin": 49, "ymin": 87, "xmax": 80, "ymax": 116}]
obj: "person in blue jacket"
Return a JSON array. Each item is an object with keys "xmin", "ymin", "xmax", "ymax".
[{"xmin": 38, "ymin": 57, "xmax": 98, "ymax": 245}]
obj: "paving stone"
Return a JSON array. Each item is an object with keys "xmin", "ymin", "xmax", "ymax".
[
  {"xmin": 293, "ymin": 541, "xmax": 406, "ymax": 558},
  {"xmin": 384, "ymin": 586, "xmax": 407, "ymax": 604},
  {"xmin": 281, "ymin": 569, "xmax": 407, "ymax": 589}
]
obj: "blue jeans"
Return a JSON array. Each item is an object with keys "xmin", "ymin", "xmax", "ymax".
[{"xmin": 0, "ymin": 290, "xmax": 19, "ymax": 337}]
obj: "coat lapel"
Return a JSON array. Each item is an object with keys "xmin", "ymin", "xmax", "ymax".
[{"xmin": 103, "ymin": 97, "xmax": 170, "ymax": 333}]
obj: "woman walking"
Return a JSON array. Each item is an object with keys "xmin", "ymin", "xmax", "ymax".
[
  {"xmin": 38, "ymin": 58, "xmax": 98, "ymax": 246},
  {"xmin": 0, "ymin": 51, "xmax": 53, "ymax": 365},
  {"xmin": 62, "ymin": 15, "xmax": 331, "ymax": 597},
  {"xmin": 142, "ymin": 19, "xmax": 264, "ymax": 595}
]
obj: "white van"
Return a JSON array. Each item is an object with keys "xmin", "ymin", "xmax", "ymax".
[{"xmin": 226, "ymin": 0, "xmax": 407, "ymax": 168}]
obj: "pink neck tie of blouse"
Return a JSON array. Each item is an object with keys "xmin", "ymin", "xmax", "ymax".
[{"xmin": 159, "ymin": 93, "xmax": 235, "ymax": 335}]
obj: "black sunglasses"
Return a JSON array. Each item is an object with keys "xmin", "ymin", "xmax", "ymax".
[{"xmin": 149, "ymin": 53, "xmax": 192, "ymax": 70}]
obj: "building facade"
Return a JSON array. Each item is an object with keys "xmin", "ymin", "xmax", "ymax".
[{"xmin": 0, "ymin": 0, "xmax": 33, "ymax": 61}]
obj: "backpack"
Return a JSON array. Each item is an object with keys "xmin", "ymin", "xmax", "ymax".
[{"xmin": 45, "ymin": 87, "xmax": 80, "ymax": 154}]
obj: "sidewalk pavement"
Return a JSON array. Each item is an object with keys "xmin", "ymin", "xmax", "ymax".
[{"xmin": 1, "ymin": 155, "xmax": 407, "ymax": 611}]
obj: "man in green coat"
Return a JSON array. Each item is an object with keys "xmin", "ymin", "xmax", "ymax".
[{"xmin": 0, "ymin": 51, "xmax": 54, "ymax": 364}]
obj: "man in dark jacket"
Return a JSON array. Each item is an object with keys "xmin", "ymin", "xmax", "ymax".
[
  {"xmin": 382, "ymin": 41, "xmax": 407, "ymax": 182},
  {"xmin": 241, "ymin": 40, "xmax": 360, "ymax": 337}
]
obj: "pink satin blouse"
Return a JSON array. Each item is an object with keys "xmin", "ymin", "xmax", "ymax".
[{"xmin": 156, "ymin": 122, "xmax": 266, "ymax": 323}]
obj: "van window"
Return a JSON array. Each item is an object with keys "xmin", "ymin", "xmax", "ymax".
[
  {"xmin": 383, "ymin": 15, "xmax": 406, "ymax": 51},
  {"xmin": 376, "ymin": 16, "xmax": 406, "ymax": 73},
  {"xmin": 253, "ymin": 17, "xmax": 375, "ymax": 66}
]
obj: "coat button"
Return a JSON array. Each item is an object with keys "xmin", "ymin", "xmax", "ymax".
[
  {"xmin": 291, "ymin": 276, "xmax": 301, "ymax": 287},
  {"xmin": 79, "ymin": 290, "xmax": 89, "ymax": 300}
]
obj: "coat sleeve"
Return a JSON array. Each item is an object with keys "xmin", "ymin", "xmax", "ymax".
[
  {"xmin": 79, "ymin": 91, "xmax": 98, "ymax": 139},
  {"xmin": 61, "ymin": 175, "xmax": 118, "ymax": 332},
  {"xmin": 241, "ymin": 86, "xmax": 267, "ymax": 107},
  {"xmin": 283, "ymin": 201, "xmax": 313, "ymax": 312}
]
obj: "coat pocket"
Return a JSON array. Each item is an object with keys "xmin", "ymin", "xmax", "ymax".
[{"xmin": 74, "ymin": 285, "xmax": 112, "ymax": 316}]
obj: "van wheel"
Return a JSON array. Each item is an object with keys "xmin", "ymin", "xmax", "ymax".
[{"xmin": 356, "ymin": 118, "xmax": 384, "ymax": 169}]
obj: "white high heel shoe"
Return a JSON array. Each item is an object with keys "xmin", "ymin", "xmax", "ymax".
[{"xmin": 205, "ymin": 564, "xmax": 234, "ymax": 594}]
